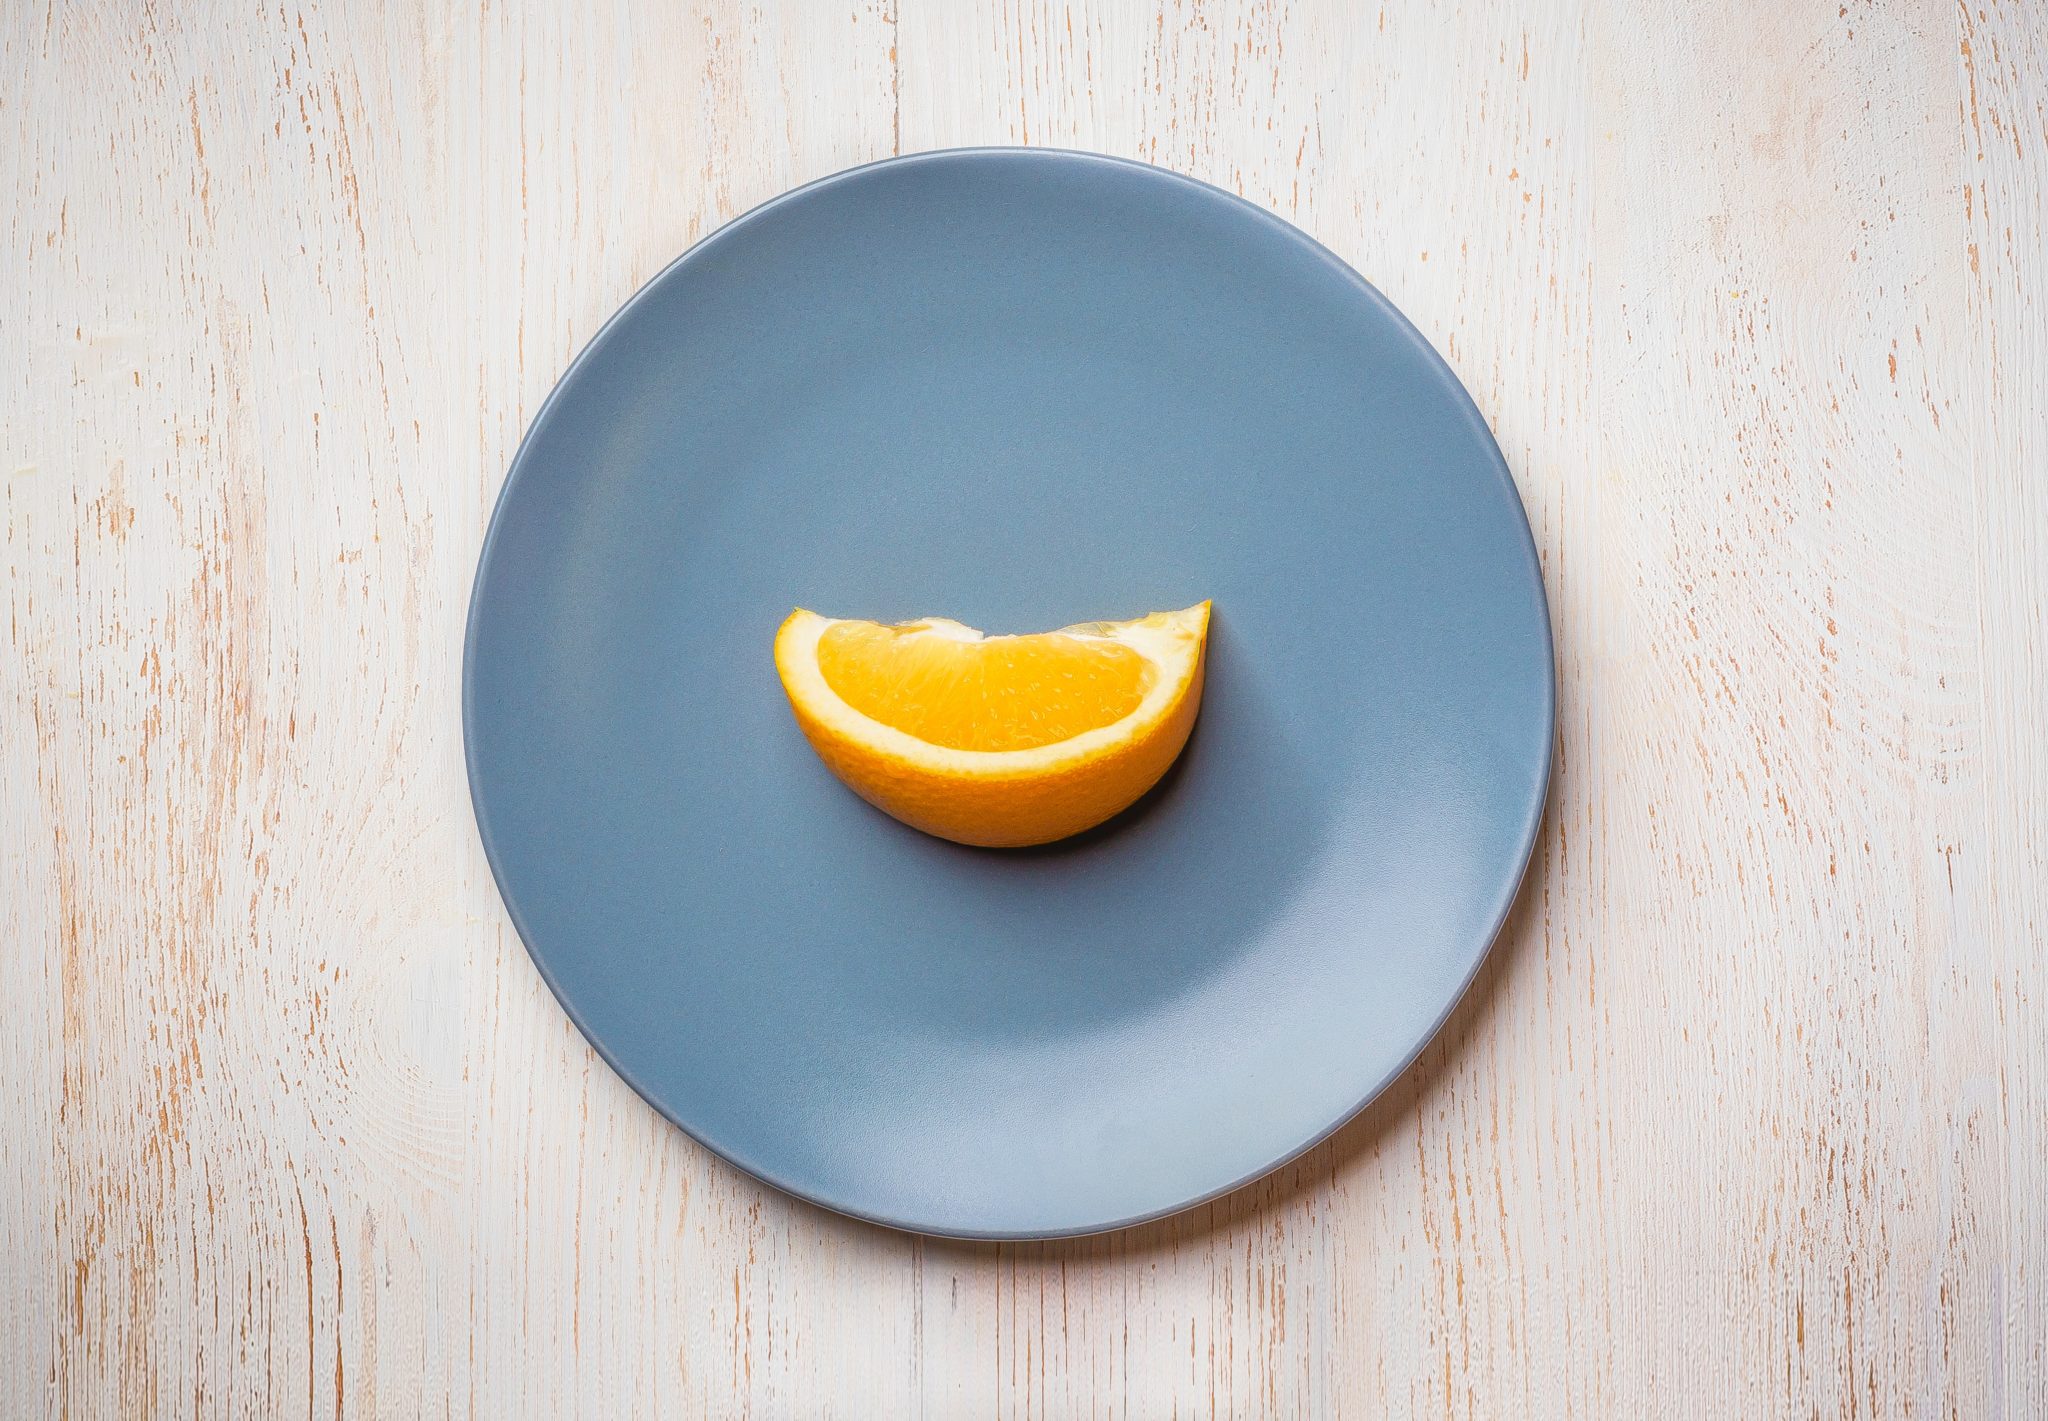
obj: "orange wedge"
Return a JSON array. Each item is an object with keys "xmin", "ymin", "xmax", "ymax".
[{"xmin": 774, "ymin": 603, "xmax": 1210, "ymax": 847}]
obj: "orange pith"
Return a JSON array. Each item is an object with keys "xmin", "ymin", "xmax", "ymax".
[{"xmin": 815, "ymin": 621, "xmax": 1153, "ymax": 752}]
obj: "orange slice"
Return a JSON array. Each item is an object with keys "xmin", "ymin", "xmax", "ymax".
[{"xmin": 774, "ymin": 603, "xmax": 1210, "ymax": 847}]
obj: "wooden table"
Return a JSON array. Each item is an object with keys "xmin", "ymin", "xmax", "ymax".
[{"xmin": 7, "ymin": 2, "xmax": 2045, "ymax": 1415}]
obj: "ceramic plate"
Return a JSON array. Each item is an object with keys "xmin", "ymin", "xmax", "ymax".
[{"xmin": 464, "ymin": 149, "xmax": 1552, "ymax": 1238}]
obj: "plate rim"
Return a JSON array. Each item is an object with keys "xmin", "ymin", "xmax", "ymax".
[{"xmin": 462, "ymin": 145, "xmax": 1557, "ymax": 1240}]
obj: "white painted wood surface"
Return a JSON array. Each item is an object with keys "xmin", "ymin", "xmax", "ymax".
[{"xmin": 4, "ymin": 1, "xmax": 2044, "ymax": 1414}]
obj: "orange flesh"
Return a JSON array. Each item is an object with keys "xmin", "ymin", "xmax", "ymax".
[{"xmin": 816, "ymin": 621, "xmax": 1153, "ymax": 752}]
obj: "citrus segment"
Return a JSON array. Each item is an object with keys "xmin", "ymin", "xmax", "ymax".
[
  {"xmin": 775, "ymin": 603, "xmax": 1210, "ymax": 848},
  {"xmin": 816, "ymin": 618, "xmax": 1153, "ymax": 752}
]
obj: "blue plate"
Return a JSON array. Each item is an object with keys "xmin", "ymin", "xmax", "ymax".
[{"xmin": 465, "ymin": 149, "xmax": 1552, "ymax": 1239}]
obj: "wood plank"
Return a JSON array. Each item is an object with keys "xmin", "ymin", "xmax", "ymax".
[
  {"xmin": 1960, "ymin": 2, "xmax": 2048, "ymax": 1413},
  {"xmin": 1, "ymin": 2, "xmax": 903, "ymax": 1416},
  {"xmin": 1592, "ymin": 1, "xmax": 2005, "ymax": 1413},
  {"xmin": 896, "ymin": 0, "xmax": 1603, "ymax": 1414}
]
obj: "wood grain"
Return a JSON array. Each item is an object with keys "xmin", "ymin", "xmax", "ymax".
[{"xmin": 3, "ymin": 0, "xmax": 2042, "ymax": 1415}]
